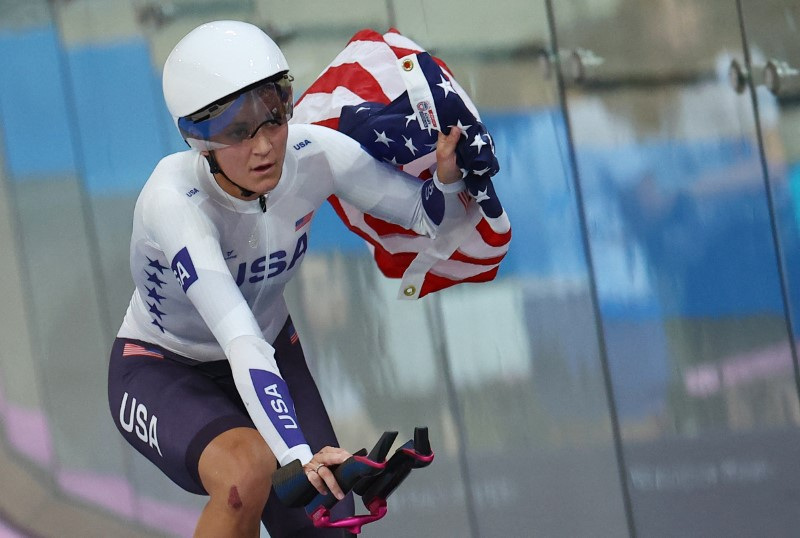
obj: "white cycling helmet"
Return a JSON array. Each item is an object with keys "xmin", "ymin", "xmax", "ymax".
[{"xmin": 163, "ymin": 20, "xmax": 292, "ymax": 150}]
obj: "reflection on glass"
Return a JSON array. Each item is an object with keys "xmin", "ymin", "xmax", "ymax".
[
  {"xmin": 555, "ymin": 0, "xmax": 800, "ymax": 535},
  {"xmin": 740, "ymin": 0, "xmax": 800, "ymax": 353}
]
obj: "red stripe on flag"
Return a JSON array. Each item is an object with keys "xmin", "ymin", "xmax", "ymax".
[
  {"xmin": 327, "ymin": 196, "xmax": 379, "ymax": 246},
  {"xmin": 475, "ymin": 219, "xmax": 511, "ymax": 247},
  {"xmin": 313, "ymin": 117, "xmax": 340, "ymax": 130},
  {"xmin": 419, "ymin": 266, "xmax": 500, "ymax": 297},
  {"xmin": 327, "ymin": 197, "xmax": 413, "ymax": 279},
  {"xmin": 450, "ymin": 249, "xmax": 506, "ymax": 266},
  {"xmin": 363, "ymin": 213, "xmax": 419, "ymax": 238},
  {"xmin": 348, "ymin": 28, "xmax": 386, "ymax": 44},
  {"xmin": 389, "ymin": 46, "xmax": 421, "ymax": 60},
  {"xmin": 301, "ymin": 63, "xmax": 390, "ymax": 105},
  {"xmin": 373, "ymin": 246, "xmax": 417, "ymax": 278}
]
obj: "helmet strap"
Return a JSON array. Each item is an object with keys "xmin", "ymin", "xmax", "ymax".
[{"xmin": 206, "ymin": 152, "xmax": 256, "ymax": 198}]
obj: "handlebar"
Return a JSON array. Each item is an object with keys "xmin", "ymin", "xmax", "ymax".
[{"xmin": 272, "ymin": 427, "xmax": 435, "ymax": 534}]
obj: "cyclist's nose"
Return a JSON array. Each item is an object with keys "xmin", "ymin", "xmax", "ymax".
[{"xmin": 251, "ymin": 123, "xmax": 276, "ymax": 153}]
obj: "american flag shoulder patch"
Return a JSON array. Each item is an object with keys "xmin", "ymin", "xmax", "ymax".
[
  {"xmin": 122, "ymin": 342, "xmax": 164, "ymax": 359},
  {"xmin": 295, "ymin": 211, "xmax": 314, "ymax": 231},
  {"xmin": 288, "ymin": 324, "xmax": 300, "ymax": 345}
]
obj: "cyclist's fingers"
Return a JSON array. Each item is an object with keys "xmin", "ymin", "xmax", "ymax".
[
  {"xmin": 303, "ymin": 465, "xmax": 329, "ymax": 495},
  {"xmin": 315, "ymin": 465, "xmax": 345, "ymax": 500}
]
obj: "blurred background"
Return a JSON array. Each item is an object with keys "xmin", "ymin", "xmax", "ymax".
[{"xmin": 3, "ymin": 0, "xmax": 800, "ymax": 536}]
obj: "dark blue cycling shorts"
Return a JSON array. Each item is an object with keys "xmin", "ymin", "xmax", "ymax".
[{"xmin": 107, "ymin": 317, "xmax": 354, "ymax": 537}]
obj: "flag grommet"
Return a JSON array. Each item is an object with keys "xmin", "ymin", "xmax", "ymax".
[
  {"xmin": 403, "ymin": 285, "xmax": 416, "ymax": 297},
  {"xmin": 402, "ymin": 59, "xmax": 414, "ymax": 71}
]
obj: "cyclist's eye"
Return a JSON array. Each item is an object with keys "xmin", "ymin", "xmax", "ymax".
[{"xmin": 224, "ymin": 124, "xmax": 251, "ymax": 140}]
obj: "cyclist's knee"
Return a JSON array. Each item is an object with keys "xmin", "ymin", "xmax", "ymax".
[{"xmin": 199, "ymin": 427, "xmax": 276, "ymax": 511}]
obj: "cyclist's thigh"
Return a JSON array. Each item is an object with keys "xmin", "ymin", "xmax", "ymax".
[{"xmin": 108, "ymin": 338, "xmax": 254, "ymax": 494}]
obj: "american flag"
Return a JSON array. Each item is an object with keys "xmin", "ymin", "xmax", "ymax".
[
  {"xmin": 293, "ymin": 29, "xmax": 511, "ymax": 299},
  {"xmin": 288, "ymin": 324, "xmax": 299, "ymax": 345},
  {"xmin": 122, "ymin": 342, "xmax": 164, "ymax": 359},
  {"xmin": 295, "ymin": 211, "xmax": 314, "ymax": 231}
]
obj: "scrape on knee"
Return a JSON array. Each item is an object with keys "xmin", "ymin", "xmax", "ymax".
[{"xmin": 228, "ymin": 485, "xmax": 243, "ymax": 509}]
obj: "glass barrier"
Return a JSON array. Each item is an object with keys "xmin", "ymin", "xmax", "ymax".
[
  {"xmin": 552, "ymin": 0, "xmax": 800, "ymax": 535},
  {"xmin": 739, "ymin": 0, "xmax": 800, "ymax": 365}
]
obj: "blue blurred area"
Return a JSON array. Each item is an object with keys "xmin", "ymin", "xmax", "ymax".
[
  {"xmin": 0, "ymin": 25, "xmax": 183, "ymax": 190},
  {"xmin": 482, "ymin": 110, "xmax": 588, "ymax": 281},
  {"xmin": 0, "ymin": 26, "xmax": 77, "ymax": 177},
  {"xmin": 579, "ymin": 137, "xmax": 800, "ymax": 319},
  {"xmin": 67, "ymin": 38, "xmax": 185, "ymax": 195},
  {"xmin": 3, "ymin": 27, "xmax": 800, "ymax": 321}
]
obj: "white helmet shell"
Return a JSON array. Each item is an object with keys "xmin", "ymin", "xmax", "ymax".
[{"xmin": 162, "ymin": 20, "xmax": 289, "ymax": 119}]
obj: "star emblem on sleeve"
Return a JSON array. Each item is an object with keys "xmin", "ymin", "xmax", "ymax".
[
  {"xmin": 147, "ymin": 286, "xmax": 166, "ymax": 304},
  {"xmin": 148, "ymin": 302, "xmax": 166, "ymax": 321},
  {"xmin": 146, "ymin": 256, "xmax": 168, "ymax": 274},
  {"xmin": 146, "ymin": 271, "xmax": 167, "ymax": 288}
]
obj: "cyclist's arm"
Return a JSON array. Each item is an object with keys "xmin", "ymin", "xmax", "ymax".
[
  {"xmin": 313, "ymin": 126, "xmax": 467, "ymax": 236},
  {"xmin": 141, "ymin": 187, "xmax": 313, "ymax": 466}
]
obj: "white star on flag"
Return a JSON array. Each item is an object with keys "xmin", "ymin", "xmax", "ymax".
[
  {"xmin": 405, "ymin": 112, "xmax": 417, "ymax": 127},
  {"xmin": 437, "ymin": 75, "xmax": 455, "ymax": 98},
  {"xmin": 453, "ymin": 119, "xmax": 472, "ymax": 138},
  {"xmin": 356, "ymin": 106, "xmax": 370, "ymax": 113},
  {"xmin": 473, "ymin": 188, "xmax": 491, "ymax": 202},
  {"xmin": 374, "ymin": 130, "xmax": 394, "ymax": 147},
  {"xmin": 473, "ymin": 166, "xmax": 491, "ymax": 176},
  {"xmin": 471, "ymin": 133, "xmax": 487, "ymax": 153},
  {"xmin": 403, "ymin": 135, "xmax": 418, "ymax": 155}
]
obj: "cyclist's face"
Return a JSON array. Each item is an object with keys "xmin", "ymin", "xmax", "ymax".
[{"xmin": 208, "ymin": 120, "xmax": 288, "ymax": 199}]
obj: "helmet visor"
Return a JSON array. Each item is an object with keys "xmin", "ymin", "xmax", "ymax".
[{"xmin": 178, "ymin": 76, "xmax": 293, "ymax": 151}]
